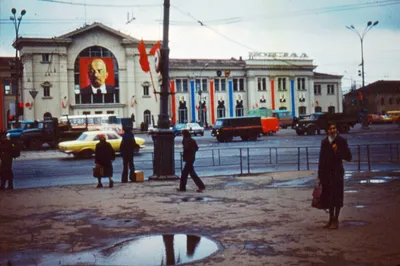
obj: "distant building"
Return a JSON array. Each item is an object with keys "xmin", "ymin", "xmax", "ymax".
[
  {"xmin": 10, "ymin": 22, "xmax": 344, "ymax": 127},
  {"xmin": 0, "ymin": 57, "xmax": 15, "ymax": 130},
  {"xmin": 343, "ymin": 80, "xmax": 400, "ymax": 115}
]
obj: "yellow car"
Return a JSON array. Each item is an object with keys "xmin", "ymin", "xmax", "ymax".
[{"xmin": 58, "ymin": 130, "xmax": 145, "ymax": 158}]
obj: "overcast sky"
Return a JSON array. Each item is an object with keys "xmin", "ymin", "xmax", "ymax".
[{"xmin": 1, "ymin": 0, "xmax": 400, "ymax": 91}]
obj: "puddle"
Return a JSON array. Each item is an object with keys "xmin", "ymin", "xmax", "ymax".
[
  {"xmin": 15, "ymin": 234, "xmax": 220, "ymax": 266},
  {"xmin": 224, "ymin": 181, "xmax": 256, "ymax": 189},
  {"xmin": 87, "ymin": 217, "xmax": 139, "ymax": 228},
  {"xmin": 266, "ymin": 176, "xmax": 316, "ymax": 188},
  {"xmin": 180, "ymin": 196, "xmax": 222, "ymax": 203},
  {"xmin": 359, "ymin": 179, "xmax": 389, "ymax": 184},
  {"xmin": 342, "ymin": 220, "xmax": 368, "ymax": 226},
  {"xmin": 354, "ymin": 205, "xmax": 366, "ymax": 208},
  {"xmin": 344, "ymin": 190, "xmax": 359, "ymax": 193}
]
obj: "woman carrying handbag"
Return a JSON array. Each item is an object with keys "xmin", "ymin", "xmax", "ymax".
[
  {"xmin": 94, "ymin": 134, "xmax": 115, "ymax": 188},
  {"xmin": 317, "ymin": 123, "xmax": 352, "ymax": 229}
]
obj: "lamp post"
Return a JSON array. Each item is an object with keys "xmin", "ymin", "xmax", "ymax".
[
  {"xmin": 346, "ymin": 21, "xmax": 379, "ymax": 88},
  {"xmin": 149, "ymin": 0, "xmax": 179, "ymax": 180},
  {"xmin": 10, "ymin": 8, "xmax": 26, "ymax": 126},
  {"xmin": 197, "ymin": 63, "xmax": 208, "ymax": 125}
]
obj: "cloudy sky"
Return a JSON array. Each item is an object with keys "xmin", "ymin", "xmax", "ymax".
[{"xmin": 1, "ymin": 0, "xmax": 400, "ymax": 91}]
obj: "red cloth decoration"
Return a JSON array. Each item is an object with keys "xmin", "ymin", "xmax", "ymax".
[
  {"xmin": 138, "ymin": 40, "xmax": 150, "ymax": 73},
  {"xmin": 149, "ymin": 41, "xmax": 161, "ymax": 56}
]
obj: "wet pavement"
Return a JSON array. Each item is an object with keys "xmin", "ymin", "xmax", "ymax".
[{"xmin": 0, "ymin": 170, "xmax": 400, "ymax": 265}]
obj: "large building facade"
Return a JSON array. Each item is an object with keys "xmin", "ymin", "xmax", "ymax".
[{"xmin": 9, "ymin": 22, "xmax": 343, "ymax": 127}]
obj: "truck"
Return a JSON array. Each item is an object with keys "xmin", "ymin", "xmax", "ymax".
[
  {"xmin": 294, "ymin": 112, "xmax": 359, "ymax": 136},
  {"xmin": 20, "ymin": 118, "xmax": 87, "ymax": 149},
  {"xmin": 211, "ymin": 116, "xmax": 262, "ymax": 142},
  {"xmin": 6, "ymin": 120, "xmax": 38, "ymax": 144}
]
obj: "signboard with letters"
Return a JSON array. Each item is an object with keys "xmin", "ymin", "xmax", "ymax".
[{"xmin": 248, "ymin": 52, "xmax": 309, "ymax": 60}]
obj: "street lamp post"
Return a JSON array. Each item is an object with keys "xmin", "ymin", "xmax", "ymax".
[
  {"xmin": 346, "ymin": 21, "xmax": 379, "ymax": 88},
  {"xmin": 10, "ymin": 8, "xmax": 26, "ymax": 126}
]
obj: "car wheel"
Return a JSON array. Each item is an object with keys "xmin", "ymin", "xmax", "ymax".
[
  {"xmin": 29, "ymin": 139, "xmax": 43, "ymax": 150},
  {"xmin": 79, "ymin": 149, "xmax": 93, "ymax": 158},
  {"xmin": 216, "ymin": 136, "xmax": 224, "ymax": 142},
  {"xmin": 200, "ymin": 132, "xmax": 204, "ymax": 136},
  {"xmin": 240, "ymin": 135, "xmax": 249, "ymax": 141}
]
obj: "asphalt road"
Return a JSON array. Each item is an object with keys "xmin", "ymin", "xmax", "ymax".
[{"xmin": 12, "ymin": 123, "xmax": 400, "ymax": 189}]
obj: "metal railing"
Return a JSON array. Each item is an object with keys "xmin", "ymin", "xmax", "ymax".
[{"xmin": 133, "ymin": 143, "xmax": 400, "ymax": 178}]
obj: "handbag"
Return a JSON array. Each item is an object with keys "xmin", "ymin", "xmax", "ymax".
[
  {"xmin": 93, "ymin": 164, "xmax": 104, "ymax": 178},
  {"xmin": 311, "ymin": 185, "xmax": 323, "ymax": 209}
]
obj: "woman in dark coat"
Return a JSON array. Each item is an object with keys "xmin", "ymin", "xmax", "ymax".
[
  {"xmin": 0, "ymin": 132, "xmax": 15, "ymax": 190},
  {"xmin": 318, "ymin": 123, "xmax": 352, "ymax": 229},
  {"xmin": 94, "ymin": 134, "xmax": 115, "ymax": 188}
]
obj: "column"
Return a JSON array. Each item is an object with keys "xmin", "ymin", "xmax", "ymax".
[
  {"xmin": 228, "ymin": 80, "xmax": 233, "ymax": 117},
  {"xmin": 190, "ymin": 80, "xmax": 196, "ymax": 122},
  {"xmin": 290, "ymin": 79, "xmax": 295, "ymax": 118},
  {"xmin": 210, "ymin": 80, "xmax": 215, "ymax": 124},
  {"xmin": 170, "ymin": 80, "xmax": 176, "ymax": 124}
]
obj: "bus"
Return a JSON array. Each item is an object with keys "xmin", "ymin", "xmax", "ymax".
[{"xmin": 59, "ymin": 114, "xmax": 123, "ymax": 134}]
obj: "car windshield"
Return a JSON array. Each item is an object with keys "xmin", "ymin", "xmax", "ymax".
[
  {"xmin": 77, "ymin": 133, "xmax": 88, "ymax": 141},
  {"xmin": 175, "ymin": 124, "xmax": 186, "ymax": 129},
  {"xmin": 187, "ymin": 123, "xmax": 200, "ymax": 127}
]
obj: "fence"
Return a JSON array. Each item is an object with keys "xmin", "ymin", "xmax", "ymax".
[{"xmin": 136, "ymin": 143, "xmax": 400, "ymax": 178}]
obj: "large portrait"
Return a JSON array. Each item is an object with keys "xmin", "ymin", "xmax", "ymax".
[{"xmin": 79, "ymin": 57, "xmax": 115, "ymax": 95}]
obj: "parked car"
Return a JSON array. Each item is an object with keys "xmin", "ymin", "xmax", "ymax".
[
  {"xmin": 58, "ymin": 130, "xmax": 145, "ymax": 158},
  {"xmin": 7, "ymin": 120, "xmax": 38, "ymax": 144},
  {"xmin": 185, "ymin": 123, "xmax": 204, "ymax": 136},
  {"xmin": 173, "ymin": 123, "xmax": 186, "ymax": 136}
]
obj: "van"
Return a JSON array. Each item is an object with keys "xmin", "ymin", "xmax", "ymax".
[
  {"xmin": 261, "ymin": 117, "xmax": 279, "ymax": 135},
  {"xmin": 211, "ymin": 116, "xmax": 262, "ymax": 142}
]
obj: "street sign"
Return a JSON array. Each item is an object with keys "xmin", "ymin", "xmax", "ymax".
[{"xmin": 29, "ymin": 89, "xmax": 38, "ymax": 99}]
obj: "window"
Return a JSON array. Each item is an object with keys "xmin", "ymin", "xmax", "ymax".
[
  {"xmin": 94, "ymin": 111, "xmax": 103, "ymax": 114},
  {"xmin": 106, "ymin": 111, "xmax": 114, "ymax": 114},
  {"xmin": 143, "ymin": 83, "xmax": 149, "ymax": 96},
  {"xmin": 327, "ymin": 84, "xmax": 335, "ymax": 95},
  {"xmin": 278, "ymin": 78, "xmax": 286, "ymax": 91},
  {"xmin": 239, "ymin": 78, "xmax": 244, "ymax": 91},
  {"xmin": 297, "ymin": 78, "xmax": 305, "ymax": 90},
  {"xmin": 279, "ymin": 107, "xmax": 287, "ymax": 110},
  {"xmin": 214, "ymin": 79, "xmax": 220, "ymax": 91},
  {"xmin": 298, "ymin": 106, "xmax": 306, "ymax": 115},
  {"xmin": 314, "ymin": 84, "xmax": 321, "ymax": 95},
  {"xmin": 41, "ymin": 81, "xmax": 52, "ymax": 97},
  {"xmin": 315, "ymin": 106, "xmax": 322, "ymax": 112},
  {"xmin": 107, "ymin": 133, "xmax": 119, "ymax": 140},
  {"xmin": 202, "ymin": 78, "xmax": 208, "ymax": 92},
  {"xmin": 381, "ymin": 98, "xmax": 385, "ymax": 105},
  {"xmin": 144, "ymin": 110, "xmax": 151, "ymax": 125},
  {"xmin": 176, "ymin": 79, "xmax": 182, "ymax": 92},
  {"xmin": 83, "ymin": 111, "xmax": 91, "ymax": 115},
  {"xmin": 328, "ymin": 106, "xmax": 335, "ymax": 114},
  {"xmin": 389, "ymin": 98, "xmax": 393, "ymax": 105},
  {"xmin": 233, "ymin": 78, "xmax": 238, "ymax": 92},
  {"xmin": 4, "ymin": 82, "xmax": 11, "ymax": 95},
  {"xmin": 258, "ymin": 77, "xmax": 267, "ymax": 91},
  {"xmin": 182, "ymin": 79, "xmax": 188, "ymax": 92},
  {"xmin": 221, "ymin": 79, "xmax": 226, "ymax": 91},
  {"xmin": 42, "ymin": 54, "xmax": 50, "ymax": 63}
]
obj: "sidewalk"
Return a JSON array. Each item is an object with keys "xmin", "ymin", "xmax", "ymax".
[{"xmin": 0, "ymin": 170, "xmax": 399, "ymax": 266}]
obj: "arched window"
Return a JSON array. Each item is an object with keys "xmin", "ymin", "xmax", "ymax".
[
  {"xmin": 328, "ymin": 106, "xmax": 335, "ymax": 114},
  {"xmin": 315, "ymin": 106, "xmax": 322, "ymax": 112},
  {"xmin": 74, "ymin": 46, "xmax": 120, "ymax": 104},
  {"xmin": 144, "ymin": 110, "xmax": 151, "ymax": 125},
  {"xmin": 298, "ymin": 106, "xmax": 306, "ymax": 115},
  {"xmin": 43, "ymin": 112, "xmax": 52, "ymax": 120}
]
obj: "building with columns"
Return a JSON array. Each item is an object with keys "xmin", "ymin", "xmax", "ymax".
[{"xmin": 8, "ymin": 22, "xmax": 343, "ymax": 128}]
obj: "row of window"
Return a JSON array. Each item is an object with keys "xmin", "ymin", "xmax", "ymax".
[
  {"xmin": 314, "ymin": 85, "xmax": 335, "ymax": 95},
  {"xmin": 351, "ymin": 97, "xmax": 400, "ymax": 106}
]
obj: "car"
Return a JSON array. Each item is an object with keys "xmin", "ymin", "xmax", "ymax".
[
  {"xmin": 7, "ymin": 120, "xmax": 38, "ymax": 143},
  {"xmin": 57, "ymin": 130, "xmax": 145, "ymax": 158},
  {"xmin": 172, "ymin": 123, "xmax": 186, "ymax": 136},
  {"xmin": 185, "ymin": 123, "xmax": 204, "ymax": 136}
]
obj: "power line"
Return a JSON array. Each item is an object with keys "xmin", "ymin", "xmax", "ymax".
[{"xmin": 37, "ymin": 0, "xmax": 160, "ymax": 8}]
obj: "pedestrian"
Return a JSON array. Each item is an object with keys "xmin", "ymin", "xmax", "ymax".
[
  {"xmin": 120, "ymin": 126, "xmax": 137, "ymax": 183},
  {"xmin": 0, "ymin": 131, "xmax": 15, "ymax": 190},
  {"xmin": 317, "ymin": 123, "xmax": 352, "ymax": 229},
  {"xmin": 177, "ymin": 129, "xmax": 205, "ymax": 192},
  {"xmin": 94, "ymin": 134, "xmax": 115, "ymax": 188}
]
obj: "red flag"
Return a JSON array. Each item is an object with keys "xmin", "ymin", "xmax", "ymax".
[
  {"xmin": 138, "ymin": 40, "xmax": 150, "ymax": 73},
  {"xmin": 149, "ymin": 41, "xmax": 161, "ymax": 56},
  {"xmin": 359, "ymin": 91, "xmax": 363, "ymax": 101}
]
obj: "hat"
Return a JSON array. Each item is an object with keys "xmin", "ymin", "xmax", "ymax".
[{"xmin": 97, "ymin": 134, "xmax": 106, "ymax": 140}]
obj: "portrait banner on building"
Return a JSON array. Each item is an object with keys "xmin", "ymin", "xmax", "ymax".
[{"xmin": 79, "ymin": 57, "xmax": 115, "ymax": 94}]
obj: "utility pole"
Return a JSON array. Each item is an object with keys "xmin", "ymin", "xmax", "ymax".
[{"xmin": 149, "ymin": 0, "xmax": 178, "ymax": 180}]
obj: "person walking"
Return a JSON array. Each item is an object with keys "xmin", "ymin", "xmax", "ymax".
[
  {"xmin": 0, "ymin": 131, "xmax": 15, "ymax": 190},
  {"xmin": 317, "ymin": 123, "xmax": 352, "ymax": 229},
  {"xmin": 177, "ymin": 129, "xmax": 205, "ymax": 192},
  {"xmin": 120, "ymin": 126, "xmax": 137, "ymax": 183},
  {"xmin": 94, "ymin": 134, "xmax": 115, "ymax": 188}
]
